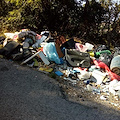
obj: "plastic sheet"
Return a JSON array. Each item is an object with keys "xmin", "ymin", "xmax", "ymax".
[{"xmin": 43, "ymin": 42, "xmax": 61, "ymax": 64}]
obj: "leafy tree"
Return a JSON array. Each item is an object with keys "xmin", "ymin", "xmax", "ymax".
[
  {"xmin": 99, "ymin": 0, "xmax": 120, "ymax": 47},
  {"xmin": 0, "ymin": 0, "xmax": 119, "ymax": 48}
]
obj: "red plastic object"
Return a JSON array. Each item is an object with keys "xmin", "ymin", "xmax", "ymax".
[
  {"xmin": 93, "ymin": 59, "xmax": 120, "ymax": 81},
  {"xmin": 36, "ymin": 34, "xmax": 42, "ymax": 40}
]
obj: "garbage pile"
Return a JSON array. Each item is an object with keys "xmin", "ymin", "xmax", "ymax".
[{"xmin": 0, "ymin": 29, "xmax": 120, "ymax": 107}]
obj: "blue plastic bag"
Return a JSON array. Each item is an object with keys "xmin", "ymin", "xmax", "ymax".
[{"xmin": 43, "ymin": 42, "xmax": 61, "ymax": 64}]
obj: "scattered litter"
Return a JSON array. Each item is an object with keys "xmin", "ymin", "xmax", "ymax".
[
  {"xmin": 1, "ymin": 29, "xmax": 120, "ymax": 109},
  {"xmin": 100, "ymin": 95, "xmax": 108, "ymax": 100},
  {"xmin": 55, "ymin": 71, "xmax": 64, "ymax": 76}
]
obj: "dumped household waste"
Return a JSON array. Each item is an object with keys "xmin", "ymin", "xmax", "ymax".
[{"xmin": 1, "ymin": 29, "xmax": 120, "ymax": 109}]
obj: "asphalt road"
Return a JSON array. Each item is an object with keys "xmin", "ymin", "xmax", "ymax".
[{"xmin": 0, "ymin": 58, "xmax": 120, "ymax": 120}]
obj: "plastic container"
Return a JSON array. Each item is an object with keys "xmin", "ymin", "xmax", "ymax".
[
  {"xmin": 88, "ymin": 51, "xmax": 94, "ymax": 57},
  {"xmin": 110, "ymin": 55, "xmax": 120, "ymax": 75},
  {"xmin": 85, "ymin": 43, "xmax": 94, "ymax": 50}
]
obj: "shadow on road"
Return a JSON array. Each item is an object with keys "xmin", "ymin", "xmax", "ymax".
[{"xmin": 0, "ymin": 58, "xmax": 120, "ymax": 120}]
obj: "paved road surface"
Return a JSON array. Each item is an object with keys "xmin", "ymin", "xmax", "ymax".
[{"xmin": 0, "ymin": 58, "xmax": 120, "ymax": 120}]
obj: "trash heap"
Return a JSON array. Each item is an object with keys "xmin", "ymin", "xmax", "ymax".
[{"xmin": 0, "ymin": 29, "xmax": 120, "ymax": 108}]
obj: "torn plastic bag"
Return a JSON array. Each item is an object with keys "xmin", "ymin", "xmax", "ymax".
[
  {"xmin": 65, "ymin": 49, "xmax": 91, "ymax": 68},
  {"xmin": 93, "ymin": 59, "xmax": 120, "ymax": 81},
  {"xmin": 43, "ymin": 42, "xmax": 61, "ymax": 64},
  {"xmin": 75, "ymin": 43, "xmax": 87, "ymax": 52}
]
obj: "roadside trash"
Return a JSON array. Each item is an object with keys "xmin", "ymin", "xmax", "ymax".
[
  {"xmin": 95, "ymin": 50, "xmax": 111, "ymax": 58},
  {"xmin": 43, "ymin": 42, "xmax": 62, "ymax": 64},
  {"xmin": 1, "ymin": 29, "xmax": 120, "ymax": 107},
  {"xmin": 0, "ymin": 41, "xmax": 20, "ymax": 58},
  {"xmin": 55, "ymin": 43, "xmax": 64, "ymax": 58},
  {"xmin": 92, "ymin": 70, "xmax": 107, "ymax": 85},
  {"xmin": 113, "ymin": 47, "xmax": 120, "ymax": 57},
  {"xmin": 39, "ymin": 67, "xmax": 53, "ymax": 73},
  {"xmin": 77, "ymin": 69, "xmax": 91, "ymax": 80},
  {"xmin": 33, "ymin": 58, "xmax": 39, "ymax": 67},
  {"xmin": 88, "ymin": 51, "xmax": 95, "ymax": 57},
  {"xmin": 65, "ymin": 49, "xmax": 90, "ymax": 68},
  {"xmin": 40, "ymin": 30, "xmax": 51, "ymax": 39},
  {"xmin": 75, "ymin": 43, "xmax": 87, "ymax": 52},
  {"xmin": 87, "ymin": 84, "xmax": 93, "ymax": 91},
  {"xmin": 83, "ymin": 79, "xmax": 90, "ymax": 84},
  {"xmin": 92, "ymin": 88, "xmax": 101, "ymax": 94},
  {"xmin": 109, "ymin": 79, "xmax": 120, "ymax": 95},
  {"xmin": 110, "ymin": 55, "xmax": 120, "ymax": 75},
  {"xmin": 61, "ymin": 38, "xmax": 75, "ymax": 49},
  {"xmin": 0, "ymin": 44, "xmax": 3, "ymax": 49},
  {"xmin": 3, "ymin": 38, "xmax": 8, "ymax": 47},
  {"xmin": 0, "ymin": 36, "xmax": 5, "ymax": 43},
  {"xmin": 100, "ymin": 95, "xmax": 108, "ymax": 100},
  {"xmin": 85, "ymin": 42, "xmax": 94, "ymax": 50},
  {"xmin": 21, "ymin": 50, "xmax": 50, "ymax": 65},
  {"xmin": 38, "ymin": 51, "xmax": 50, "ymax": 65},
  {"xmin": 55, "ymin": 71, "xmax": 64, "ymax": 76},
  {"xmin": 64, "ymin": 77, "xmax": 77, "ymax": 84},
  {"xmin": 4, "ymin": 33, "xmax": 16, "ymax": 39},
  {"xmin": 68, "ymin": 73, "xmax": 77, "ymax": 80},
  {"xmin": 89, "ymin": 65, "xmax": 100, "ymax": 72},
  {"xmin": 32, "ymin": 35, "xmax": 47, "ymax": 48},
  {"xmin": 94, "ymin": 45, "xmax": 108, "ymax": 52},
  {"xmin": 99, "ymin": 52, "xmax": 113, "ymax": 67},
  {"xmin": 93, "ymin": 59, "xmax": 120, "ymax": 81}
]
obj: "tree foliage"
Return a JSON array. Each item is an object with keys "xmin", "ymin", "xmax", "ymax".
[{"xmin": 0, "ymin": 0, "xmax": 120, "ymax": 47}]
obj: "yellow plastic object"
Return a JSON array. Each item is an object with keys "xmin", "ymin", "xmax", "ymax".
[
  {"xmin": 39, "ymin": 67, "xmax": 53, "ymax": 72},
  {"xmin": 39, "ymin": 67, "xmax": 45, "ymax": 71},
  {"xmin": 88, "ymin": 51, "xmax": 94, "ymax": 57},
  {"xmin": 33, "ymin": 58, "xmax": 39, "ymax": 67},
  {"xmin": 0, "ymin": 44, "xmax": 3, "ymax": 49},
  {"xmin": 45, "ymin": 68, "xmax": 53, "ymax": 72}
]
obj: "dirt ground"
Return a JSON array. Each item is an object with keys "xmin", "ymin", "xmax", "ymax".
[{"xmin": 55, "ymin": 76, "xmax": 120, "ymax": 111}]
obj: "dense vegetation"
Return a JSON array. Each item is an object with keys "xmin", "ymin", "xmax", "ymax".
[{"xmin": 0, "ymin": 0, "xmax": 120, "ymax": 47}]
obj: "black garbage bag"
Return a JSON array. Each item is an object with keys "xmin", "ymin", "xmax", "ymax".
[{"xmin": 61, "ymin": 38, "xmax": 76, "ymax": 49}]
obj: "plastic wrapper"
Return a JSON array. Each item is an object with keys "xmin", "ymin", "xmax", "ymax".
[{"xmin": 43, "ymin": 42, "xmax": 61, "ymax": 64}]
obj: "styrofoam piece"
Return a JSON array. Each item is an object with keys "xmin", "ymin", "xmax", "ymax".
[
  {"xmin": 85, "ymin": 42, "xmax": 94, "ymax": 50},
  {"xmin": 38, "ymin": 51, "xmax": 50, "ymax": 65},
  {"xmin": 92, "ymin": 70, "xmax": 107, "ymax": 85}
]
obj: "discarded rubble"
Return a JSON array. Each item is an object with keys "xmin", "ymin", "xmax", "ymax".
[{"xmin": 0, "ymin": 29, "xmax": 120, "ymax": 110}]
